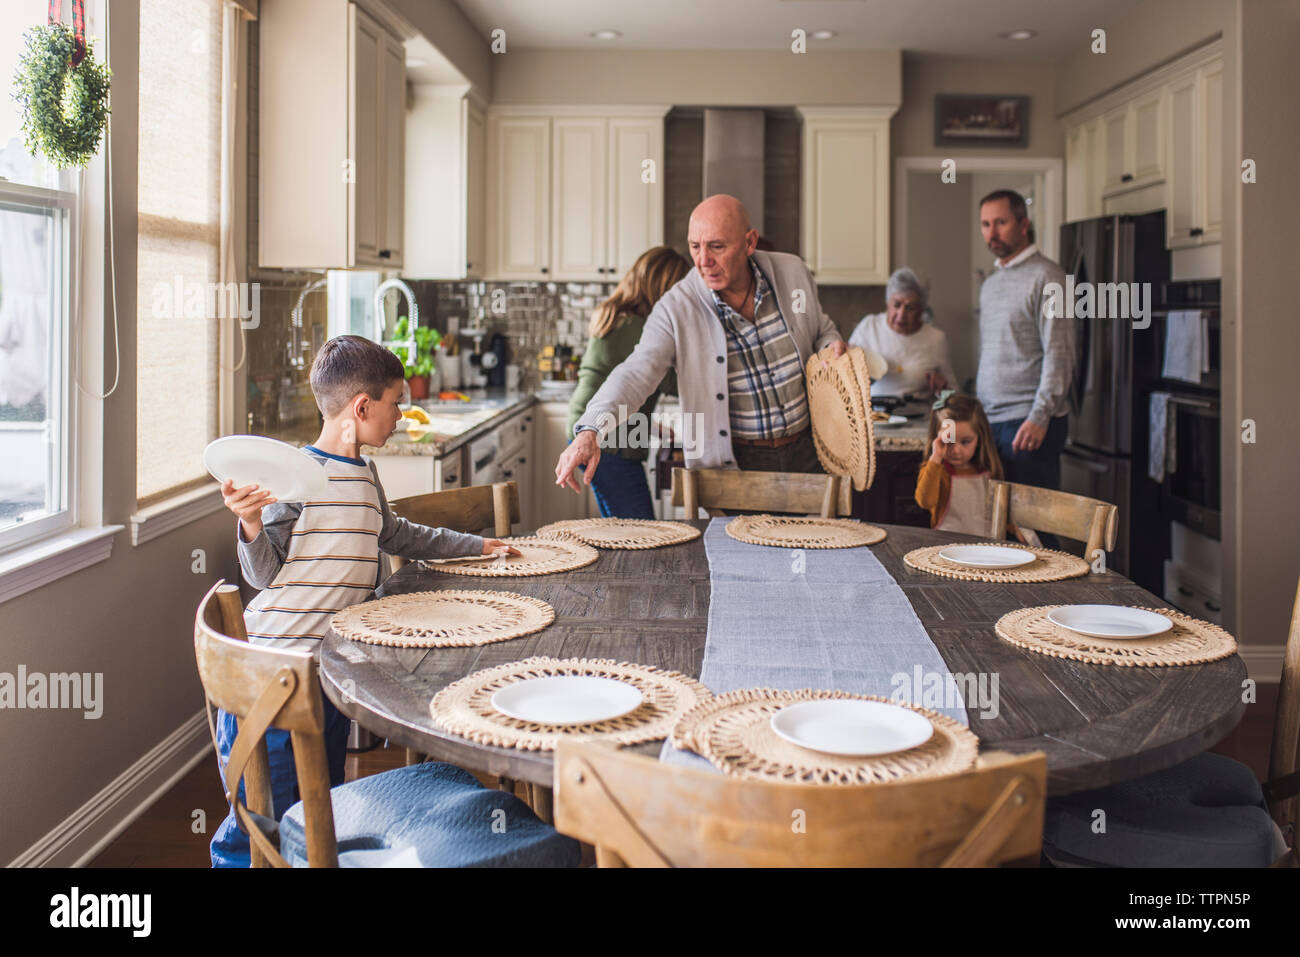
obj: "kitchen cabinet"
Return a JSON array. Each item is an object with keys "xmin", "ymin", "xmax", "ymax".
[
  {"xmin": 370, "ymin": 449, "xmax": 464, "ymax": 503},
  {"xmin": 1061, "ymin": 43, "xmax": 1221, "ymax": 249},
  {"xmin": 532, "ymin": 401, "xmax": 598, "ymax": 526},
  {"xmin": 403, "ymin": 88, "xmax": 486, "ymax": 279},
  {"xmin": 259, "ymin": 0, "xmax": 406, "ymax": 269},
  {"xmin": 796, "ymin": 107, "xmax": 896, "ymax": 285},
  {"xmin": 486, "ymin": 108, "xmax": 666, "ymax": 282}
]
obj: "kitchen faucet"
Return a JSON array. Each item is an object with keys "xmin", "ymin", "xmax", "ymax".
[
  {"xmin": 289, "ymin": 276, "xmax": 328, "ymax": 369},
  {"xmin": 374, "ymin": 278, "xmax": 419, "ymax": 373}
]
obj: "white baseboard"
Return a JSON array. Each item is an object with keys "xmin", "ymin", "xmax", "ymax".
[
  {"xmin": 1240, "ymin": 644, "xmax": 1287, "ymax": 684},
  {"xmin": 7, "ymin": 709, "xmax": 213, "ymax": 868}
]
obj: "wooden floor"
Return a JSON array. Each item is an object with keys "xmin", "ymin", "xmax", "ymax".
[{"xmin": 89, "ymin": 682, "xmax": 1281, "ymax": 868}]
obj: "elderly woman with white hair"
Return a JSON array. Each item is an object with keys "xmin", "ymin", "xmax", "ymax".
[{"xmin": 848, "ymin": 267, "xmax": 957, "ymax": 399}]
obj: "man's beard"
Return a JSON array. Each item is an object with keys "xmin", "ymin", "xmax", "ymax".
[{"xmin": 987, "ymin": 239, "xmax": 1011, "ymax": 258}]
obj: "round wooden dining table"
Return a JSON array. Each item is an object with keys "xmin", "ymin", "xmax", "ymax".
[{"xmin": 319, "ymin": 520, "xmax": 1246, "ymax": 796}]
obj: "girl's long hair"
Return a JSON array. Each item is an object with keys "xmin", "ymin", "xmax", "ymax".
[
  {"xmin": 927, "ymin": 393, "xmax": 1004, "ymax": 480},
  {"xmin": 589, "ymin": 246, "xmax": 692, "ymax": 339}
]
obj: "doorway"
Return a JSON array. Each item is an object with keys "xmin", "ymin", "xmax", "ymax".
[{"xmin": 894, "ymin": 156, "xmax": 1062, "ymax": 393}]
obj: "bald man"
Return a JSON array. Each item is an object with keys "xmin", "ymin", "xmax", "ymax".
[{"xmin": 555, "ymin": 195, "xmax": 846, "ymax": 494}]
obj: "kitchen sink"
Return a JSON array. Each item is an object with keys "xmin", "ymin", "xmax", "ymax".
[{"xmin": 414, "ymin": 400, "xmax": 491, "ymax": 413}]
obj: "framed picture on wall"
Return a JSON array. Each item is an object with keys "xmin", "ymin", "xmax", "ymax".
[{"xmin": 934, "ymin": 94, "xmax": 1030, "ymax": 148}]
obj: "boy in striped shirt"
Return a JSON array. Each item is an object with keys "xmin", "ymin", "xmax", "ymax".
[{"xmin": 209, "ymin": 335, "xmax": 517, "ymax": 867}]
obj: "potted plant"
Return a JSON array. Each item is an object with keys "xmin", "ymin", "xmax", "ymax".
[{"xmin": 391, "ymin": 317, "xmax": 441, "ymax": 400}]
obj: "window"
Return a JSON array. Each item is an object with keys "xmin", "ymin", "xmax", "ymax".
[
  {"xmin": 136, "ymin": 0, "xmax": 225, "ymax": 504},
  {"xmin": 0, "ymin": 0, "xmax": 81, "ymax": 552}
]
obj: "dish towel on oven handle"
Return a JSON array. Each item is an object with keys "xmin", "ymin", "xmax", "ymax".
[
  {"xmin": 1148, "ymin": 391, "xmax": 1177, "ymax": 484},
  {"xmin": 1162, "ymin": 310, "xmax": 1208, "ymax": 384},
  {"xmin": 660, "ymin": 518, "xmax": 970, "ymax": 770}
]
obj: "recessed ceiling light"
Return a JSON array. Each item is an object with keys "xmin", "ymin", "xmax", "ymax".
[
  {"xmin": 998, "ymin": 29, "xmax": 1037, "ymax": 40},
  {"xmin": 589, "ymin": 30, "xmax": 621, "ymax": 40},
  {"xmin": 810, "ymin": 30, "xmax": 836, "ymax": 40},
  {"xmin": 405, "ymin": 57, "xmax": 427, "ymax": 67}
]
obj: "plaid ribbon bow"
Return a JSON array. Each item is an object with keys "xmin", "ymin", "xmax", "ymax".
[{"xmin": 48, "ymin": 0, "xmax": 87, "ymax": 67}]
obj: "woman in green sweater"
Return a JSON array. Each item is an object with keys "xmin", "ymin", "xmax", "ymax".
[{"xmin": 568, "ymin": 246, "xmax": 691, "ymax": 518}]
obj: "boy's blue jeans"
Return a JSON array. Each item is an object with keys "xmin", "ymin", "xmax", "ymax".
[{"xmin": 209, "ymin": 689, "xmax": 351, "ymax": 867}]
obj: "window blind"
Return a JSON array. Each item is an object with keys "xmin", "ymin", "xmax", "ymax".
[{"xmin": 136, "ymin": 0, "xmax": 224, "ymax": 502}]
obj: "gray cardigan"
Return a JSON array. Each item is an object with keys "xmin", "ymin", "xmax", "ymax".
[{"xmin": 574, "ymin": 251, "xmax": 841, "ymax": 469}]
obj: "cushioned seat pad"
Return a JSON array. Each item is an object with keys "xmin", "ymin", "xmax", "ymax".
[
  {"xmin": 1043, "ymin": 753, "xmax": 1278, "ymax": 867},
  {"xmin": 280, "ymin": 761, "xmax": 580, "ymax": 868}
]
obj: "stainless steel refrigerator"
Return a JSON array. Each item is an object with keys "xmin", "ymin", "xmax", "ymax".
[{"xmin": 1057, "ymin": 211, "xmax": 1168, "ymax": 581}]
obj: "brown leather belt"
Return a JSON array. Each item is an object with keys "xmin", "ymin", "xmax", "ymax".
[{"xmin": 731, "ymin": 428, "xmax": 809, "ymax": 449}]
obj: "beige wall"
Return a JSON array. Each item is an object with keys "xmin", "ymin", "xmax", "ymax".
[
  {"xmin": 1221, "ymin": 0, "xmax": 1300, "ymax": 650},
  {"xmin": 1054, "ymin": 0, "xmax": 1226, "ymax": 114},
  {"xmin": 893, "ymin": 54, "xmax": 1063, "ymax": 159},
  {"xmin": 387, "ymin": 0, "xmax": 492, "ymax": 95},
  {"xmin": 491, "ymin": 49, "xmax": 902, "ymax": 106},
  {"xmin": 902, "ymin": 170, "xmax": 973, "ymax": 388},
  {"xmin": 1, "ymin": 0, "xmax": 240, "ymax": 864}
]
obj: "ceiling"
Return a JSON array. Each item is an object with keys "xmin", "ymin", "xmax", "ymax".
[{"xmin": 450, "ymin": 0, "xmax": 1143, "ymax": 59}]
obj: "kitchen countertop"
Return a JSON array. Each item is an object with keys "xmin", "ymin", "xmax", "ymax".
[
  {"xmin": 363, "ymin": 389, "xmax": 540, "ymax": 458},
  {"xmin": 873, "ymin": 418, "xmax": 929, "ymax": 453}
]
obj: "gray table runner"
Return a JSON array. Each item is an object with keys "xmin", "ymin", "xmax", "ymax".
[{"xmin": 661, "ymin": 518, "xmax": 969, "ymax": 768}]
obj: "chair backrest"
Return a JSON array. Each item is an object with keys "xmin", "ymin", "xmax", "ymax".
[
  {"xmin": 194, "ymin": 580, "xmax": 338, "ymax": 868},
  {"xmin": 388, "ymin": 481, "xmax": 520, "ymax": 570},
  {"xmin": 670, "ymin": 467, "xmax": 852, "ymax": 518},
  {"xmin": 1268, "ymin": 577, "xmax": 1300, "ymax": 852},
  {"xmin": 988, "ymin": 480, "xmax": 1118, "ymax": 562},
  {"xmin": 553, "ymin": 741, "xmax": 1047, "ymax": 867}
]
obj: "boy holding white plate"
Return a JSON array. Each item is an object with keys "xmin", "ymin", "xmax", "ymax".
[{"xmin": 209, "ymin": 334, "xmax": 518, "ymax": 867}]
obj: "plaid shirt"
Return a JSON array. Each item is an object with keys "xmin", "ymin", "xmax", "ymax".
[{"xmin": 712, "ymin": 258, "xmax": 809, "ymax": 440}]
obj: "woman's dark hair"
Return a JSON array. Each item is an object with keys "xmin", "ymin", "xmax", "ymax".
[{"xmin": 309, "ymin": 334, "xmax": 406, "ymax": 417}]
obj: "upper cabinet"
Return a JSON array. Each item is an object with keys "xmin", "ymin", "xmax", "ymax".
[
  {"xmin": 1062, "ymin": 43, "xmax": 1221, "ymax": 249},
  {"xmin": 259, "ymin": 0, "xmax": 405, "ymax": 270},
  {"xmin": 797, "ymin": 107, "xmax": 896, "ymax": 285},
  {"xmin": 485, "ymin": 107, "xmax": 666, "ymax": 282},
  {"xmin": 403, "ymin": 88, "xmax": 487, "ymax": 279}
]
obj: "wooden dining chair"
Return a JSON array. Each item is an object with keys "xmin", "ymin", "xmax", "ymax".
[
  {"xmin": 388, "ymin": 480, "xmax": 519, "ymax": 571},
  {"xmin": 193, "ymin": 580, "xmax": 580, "ymax": 868},
  {"xmin": 553, "ymin": 742, "xmax": 1047, "ymax": 867},
  {"xmin": 1041, "ymin": 578, "xmax": 1300, "ymax": 868},
  {"xmin": 987, "ymin": 480, "xmax": 1118, "ymax": 562},
  {"xmin": 670, "ymin": 466, "xmax": 852, "ymax": 519}
]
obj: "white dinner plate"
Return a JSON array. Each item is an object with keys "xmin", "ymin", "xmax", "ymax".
[
  {"xmin": 770, "ymin": 699, "xmax": 933, "ymax": 757},
  {"xmin": 857, "ymin": 348, "xmax": 889, "ymax": 382},
  {"xmin": 938, "ymin": 544, "xmax": 1037, "ymax": 569},
  {"xmin": 873, "ymin": 414, "xmax": 908, "ymax": 428},
  {"xmin": 203, "ymin": 435, "xmax": 332, "ymax": 503},
  {"xmin": 490, "ymin": 676, "xmax": 644, "ymax": 725},
  {"xmin": 1047, "ymin": 605, "xmax": 1174, "ymax": 639}
]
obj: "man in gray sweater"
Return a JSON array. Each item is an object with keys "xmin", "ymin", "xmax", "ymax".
[
  {"xmin": 975, "ymin": 189, "xmax": 1074, "ymax": 490},
  {"xmin": 555, "ymin": 195, "xmax": 846, "ymax": 493}
]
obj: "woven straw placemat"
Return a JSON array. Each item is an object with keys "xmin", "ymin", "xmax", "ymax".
[
  {"xmin": 903, "ymin": 542, "xmax": 1091, "ymax": 582},
  {"xmin": 995, "ymin": 605, "xmax": 1238, "ymax": 667},
  {"xmin": 534, "ymin": 518, "xmax": 702, "ymax": 550},
  {"xmin": 422, "ymin": 536, "xmax": 598, "ymax": 577},
  {"xmin": 671, "ymin": 688, "xmax": 978, "ymax": 785},
  {"xmin": 806, "ymin": 349, "xmax": 875, "ymax": 491},
  {"xmin": 429, "ymin": 656, "xmax": 712, "ymax": 751},
  {"xmin": 847, "ymin": 347, "xmax": 878, "ymax": 491},
  {"xmin": 726, "ymin": 514, "xmax": 887, "ymax": 549},
  {"xmin": 330, "ymin": 590, "xmax": 554, "ymax": 648}
]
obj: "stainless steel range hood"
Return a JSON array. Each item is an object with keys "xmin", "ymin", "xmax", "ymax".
[{"xmin": 702, "ymin": 109, "xmax": 765, "ymax": 234}]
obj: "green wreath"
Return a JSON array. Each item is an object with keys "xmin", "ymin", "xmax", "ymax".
[{"xmin": 12, "ymin": 22, "xmax": 111, "ymax": 169}]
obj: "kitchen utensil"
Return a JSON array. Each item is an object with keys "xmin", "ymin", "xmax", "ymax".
[
  {"xmin": 937, "ymin": 544, "xmax": 1037, "ymax": 568},
  {"xmin": 490, "ymin": 676, "xmax": 644, "ymax": 725},
  {"xmin": 203, "ymin": 435, "xmax": 332, "ymax": 502},
  {"xmin": 1046, "ymin": 604, "xmax": 1174, "ymax": 639},
  {"xmin": 769, "ymin": 699, "xmax": 934, "ymax": 756}
]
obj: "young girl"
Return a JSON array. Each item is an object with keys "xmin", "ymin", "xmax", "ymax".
[{"xmin": 915, "ymin": 391, "xmax": 1009, "ymax": 537}]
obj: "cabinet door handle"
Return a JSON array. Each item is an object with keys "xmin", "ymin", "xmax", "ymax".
[
  {"xmin": 1121, "ymin": 173, "xmax": 1134, "ymax": 183},
  {"xmin": 1177, "ymin": 586, "xmax": 1193, "ymax": 596},
  {"xmin": 1204, "ymin": 599, "xmax": 1221, "ymax": 612},
  {"xmin": 466, "ymin": 262, "xmax": 472, "ymax": 269},
  {"xmin": 378, "ymin": 249, "xmax": 392, "ymax": 259},
  {"xmin": 540, "ymin": 267, "xmax": 549, "ymax": 274},
  {"xmin": 1189, "ymin": 227, "xmax": 1204, "ymax": 237}
]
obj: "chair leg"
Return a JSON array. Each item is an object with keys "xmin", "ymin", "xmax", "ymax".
[
  {"xmin": 404, "ymin": 748, "xmax": 425, "ymax": 766},
  {"xmin": 527, "ymin": 783, "xmax": 554, "ymax": 824}
]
